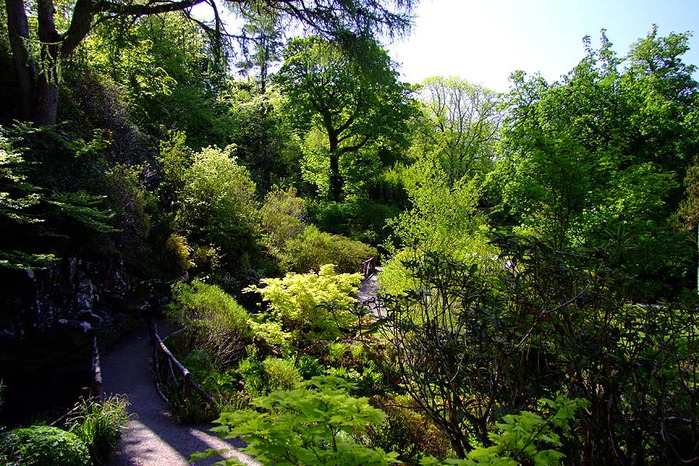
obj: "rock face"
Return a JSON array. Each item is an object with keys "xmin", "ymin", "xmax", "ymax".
[
  {"xmin": 0, "ymin": 255, "xmax": 132, "ymax": 425},
  {"xmin": 0, "ymin": 255, "xmax": 130, "ymax": 339}
]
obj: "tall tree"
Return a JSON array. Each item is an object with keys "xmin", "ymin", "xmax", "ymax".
[
  {"xmin": 236, "ymin": 8, "xmax": 285, "ymax": 93},
  {"xmin": 414, "ymin": 76, "xmax": 502, "ymax": 183},
  {"xmin": 4, "ymin": 0, "xmax": 416, "ymax": 126},
  {"xmin": 275, "ymin": 35, "xmax": 413, "ymax": 201},
  {"xmin": 82, "ymin": 12, "xmax": 234, "ymax": 148},
  {"xmin": 380, "ymin": 78, "xmax": 500, "ymax": 278}
]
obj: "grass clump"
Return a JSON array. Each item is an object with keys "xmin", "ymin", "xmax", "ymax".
[{"xmin": 65, "ymin": 395, "xmax": 129, "ymax": 465}]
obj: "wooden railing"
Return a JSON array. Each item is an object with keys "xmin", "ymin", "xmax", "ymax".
[
  {"xmin": 91, "ymin": 336, "xmax": 102, "ymax": 401},
  {"xmin": 362, "ymin": 257, "xmax": 377, "ymax": 279},
  {"xmin": 150, "ymin": 323, "xmax": 216, "ymax": 410}
]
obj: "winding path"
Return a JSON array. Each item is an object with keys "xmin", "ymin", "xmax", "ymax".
[
  {"xmin": 101, "ymin": 270, "xmax": 382, "ymax": 466},
  {"xmin": 102, "ymin": 323, "xmax": 259, "ymax": 466}
]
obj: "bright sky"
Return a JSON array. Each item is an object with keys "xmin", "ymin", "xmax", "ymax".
[{"xmin": 387, "ymin": 0, "xmax": 699, "ymax": 91}]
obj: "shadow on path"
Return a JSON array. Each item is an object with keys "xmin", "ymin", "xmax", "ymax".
[{"xmin": 102, "ymin": 323, "xmax": 259, "ymax": 466}]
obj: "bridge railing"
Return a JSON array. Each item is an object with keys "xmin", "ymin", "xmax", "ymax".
[
  {"xmin": 362, "ymin": 257, "xmax": 377, "ymax": 279},
  {"xmin": 150, "ymin": 323, "xmax": 217, "ymax": 411}
]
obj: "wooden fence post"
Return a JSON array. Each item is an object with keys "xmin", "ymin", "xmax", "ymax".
[
  {"xmin": 91, "ymin": 336, "xmax": 102, "ymax": 401},
  {"xmin": 183, "ymin": 371, "xmax": 191, "ymax": 402}
]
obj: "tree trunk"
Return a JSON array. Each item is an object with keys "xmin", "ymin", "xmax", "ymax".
[
  {"xmin": 5, "ymin": 0, "xmax": 201, "ymax": 126},
  {"xmin": 329, "ymin": 150, "xmax": 342, "ymax": 202},
  {"xmin": 5, "ymin": 0, "xmax": 61, "ymax": 126},
  {"xmin": 325, "ymin": 117, "xmax": 345, "ymax": 202},
  {"xmin": 327, "ymin": 123, "xmax": 346, "ymax": 201},
  {"xmin": 35, "ymin": 0, "xmax": 61, "ymax": 126},
  {"xmin": 5, "ymin": 0, "xmax": 35, "ymax": 121}
]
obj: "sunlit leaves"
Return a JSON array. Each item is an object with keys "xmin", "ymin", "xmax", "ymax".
[
  {"xmin": 173, "ymin": 145, "xmax": 260, "ymax": 277},
  {"xmin": 245, "ymin": 264, "xmax": 361, "ymax": 343},
  {"xmin": 212, "ymin": 376, "xmax": 398, "ymax": 466},
  {"xmin": 0, "ymin": 132, "xmax": 41, "ymax": 224},
  {"xmin": 493, "ymin": 29, "xmax": 699, "ymax": 298},
  {"xmin": 415, "ymin": 77, "xmax": 502, "ymax": 183}
]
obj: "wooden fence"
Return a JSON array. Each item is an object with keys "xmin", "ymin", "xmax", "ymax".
[{"xmin": 150, "ymin": 323, "xmax": 217, "ymax": 410}]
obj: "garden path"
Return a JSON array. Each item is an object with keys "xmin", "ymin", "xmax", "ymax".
[
  {"xmin": 358, "ymin": 266, "xmax": 382, "ymax": 317},
  {"xmin": 102, "ymin": 322, "xmax": 259, "ymax": 466},
  {"xmin": 101, "ymin": 269, "xmax": 383, "ymax": 466}
]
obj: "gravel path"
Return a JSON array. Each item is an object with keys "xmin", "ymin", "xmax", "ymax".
[
  {"xmin": 358, "ymin": 267, "xmax": 382, "ymax": 317},
  {"xmin": 102, "ymin": 322, "xmax": 259, "ymax": 466}
]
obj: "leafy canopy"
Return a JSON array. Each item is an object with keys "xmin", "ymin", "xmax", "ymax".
[{"xmin": 276, "ymin": 35, "xmax": 414, "ymax": 200}]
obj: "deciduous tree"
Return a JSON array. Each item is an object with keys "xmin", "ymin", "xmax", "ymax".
[
  {"xmin": 276, "ymin": 35, "xmax": 413, "ymax": 201},
  {"xmin": 415, "ymin": 77, "xmax": 502, "ymax": 183},
  {"xmin": 491, "ymin": 29, "xmax": 699, "ymax": 299}
]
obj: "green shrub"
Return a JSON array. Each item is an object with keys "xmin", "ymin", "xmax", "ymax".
[
  {"xmin": 280, "ymin": 225, "xmax": 376, "ymax": 274},
  {"xmin": 248, "ymin": 319, "xmax": 292, "ymax": 354},
  {"xmin": 179, "ymin": 352, "xmax": 247, "ymax": 409},
  {"xmin": 236, "ymin": 355, "xmax": 302, "ymax": 396},
  {"xmin": 103, "ymin": 163, "xmax": 155, "ymax": 264},
  {"xmin": 172, "ymin": 279, "xmax": 252, "ymax": 367},
  {"xmin": 167, "ymin": 388, "xmax": 218, "ymax": 425},
  {"xmin": 260, "ymin": 186, "xmax": 307, "ymax": 252},
  {"xmin": 262, "ymin": 357, "xmax": 302, "ymax": 391},
  {"xmin": 307, "ymin": 200, "xmax": 355, "ymax": 236},
  {"xmin": 180, "ymin": 348, "xmax": 216, "ymax": 376},
  {"xmin": 210, "ymin": 376, "xmax": 398, "ymax": 466},
  {"xmin": 65, "ymin": 395, "xmax": 129, "ymax": 465},
  {"xmin": 164, "ymin": 233, "xmax": 195, "ymax": 272},
  {"xmin": 368, "ymin": 394, "xmax": 450, "ymax": 462},
  {"xmin": 1, "ymin": 425, "xmax": 91, "ymax": 466},
  {"xmin": 297, "ymin": 355, "xmax": 324, "ymax": 379},
  {"xmin": 420, "ymin": 397, "xmax": 588, "ymax": 466},
  {"xmin": 328, "ymin": 341, "xmax": 349, "ymax": 363},
  {"xmin": 326, "ymin": 340, "xmax": 365, "ymax": 367},
  {"xmin": 307, "ymin": 198, "xmax": 401, "ymax": 246},
  {"xmin": 174, "ymin": 145, "xmax": 261, "ymax": 282},
  {"xmin": 237, "ymin": 355, "xmax": 268, "ymax": 397}
]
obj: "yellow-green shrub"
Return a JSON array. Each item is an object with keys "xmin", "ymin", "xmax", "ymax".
[
  {"xmin": 246, "ymin": 265, "xmax": 361, "ymax": 345},
  {"xmin": 280, "ymin": 225, "xmax": 376, "ymax": 274}
]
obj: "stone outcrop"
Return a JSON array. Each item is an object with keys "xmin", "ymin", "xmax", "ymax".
[{"xmin": 0, "ymin": 255, "xmax": 130, "ymax": 340}]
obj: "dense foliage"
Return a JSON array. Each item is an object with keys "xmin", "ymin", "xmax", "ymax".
[
  {"xmin": 490, "ymin": 28, "xmax": 699, "ymax": 299},
  {"xmin": 208, "ymin": 376, "xmax": 398, "ymax": 466},
  {"xmin": 0, "ymin": 425, "xmax": 91, "ymax": 466}
]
